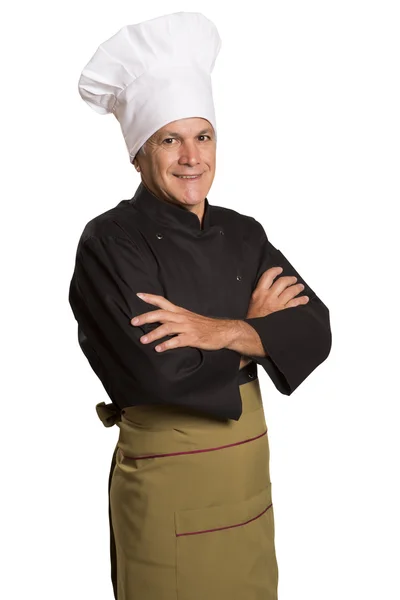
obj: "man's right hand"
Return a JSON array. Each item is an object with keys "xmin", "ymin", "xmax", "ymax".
[{"xmin": 246, "ymin": 266, "xmax": 310, "ymax": 319}]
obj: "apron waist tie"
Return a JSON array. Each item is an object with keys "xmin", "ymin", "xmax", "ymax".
[{"xmin": 95, "ymin": 360, "xmax": 258, "ymax": 428}]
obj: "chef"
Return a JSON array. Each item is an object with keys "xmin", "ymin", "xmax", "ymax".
[{"xmin": 69, "ymin": 11, "xmax": 332, "ymax": 600}]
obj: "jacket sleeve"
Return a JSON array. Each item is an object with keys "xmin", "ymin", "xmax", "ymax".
[
  {"xmin": 243, "ymin": 221, "xmax": 332, "ymax": 395},
  {"xmin": 68, "ymin": 234, "xmax": 242, "ymax": 420}
]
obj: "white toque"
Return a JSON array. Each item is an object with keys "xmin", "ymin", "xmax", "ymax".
[{"xmin": 78, "ymin": 12, "xmax": 221, "ymax": 162}]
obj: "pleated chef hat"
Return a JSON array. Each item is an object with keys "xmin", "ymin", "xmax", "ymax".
[{"xmin": 78, "ymin": 11, "xmax": 221, "ymax": 162}]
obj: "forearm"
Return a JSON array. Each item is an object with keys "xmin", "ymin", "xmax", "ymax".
[{"xmin": 224, "ymin": 320, "xmax": 268, "ymax": 358}]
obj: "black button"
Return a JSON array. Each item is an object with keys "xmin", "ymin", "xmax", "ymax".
[
  {"xmin": 236, "ymin": 275, "xmax": 242, "ymax": 281},
  {"xmin": 248, "ymin": 373, "xmax": 255, "ymax": 379},
  {"xmin": 156, "ymin": 233, "xmax": 163, "ymax": 239},
  {"xmin": 220, "ymin": 230, "xmax": 224, "ymax": 235}
]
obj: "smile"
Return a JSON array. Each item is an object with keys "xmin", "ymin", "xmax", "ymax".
[{"xmin": 174, "ymin": 174, "xmax": 203, "ymax": 180}]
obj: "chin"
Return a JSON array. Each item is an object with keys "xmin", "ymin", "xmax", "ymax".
[{"xmin": 167, "ymin": 181, "xmax": 205, "ymax": 201}]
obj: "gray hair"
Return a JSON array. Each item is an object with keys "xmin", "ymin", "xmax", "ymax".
[{"xmin": 131, "ymin": 143, "xmax": 146, "ymax": 165}]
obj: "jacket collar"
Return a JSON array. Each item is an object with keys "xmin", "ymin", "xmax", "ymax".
[{"xmin": 130, "ymin": 181, "xmax": 212, "ymax": 232}]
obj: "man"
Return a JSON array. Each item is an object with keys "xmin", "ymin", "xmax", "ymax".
[
  {"xmin": 69, "ymin": 12, "xmax": 331, "ymax": 600},
  {"xmin": 129, "ymin": 117, "xmax": 315, "ymax": 372}
]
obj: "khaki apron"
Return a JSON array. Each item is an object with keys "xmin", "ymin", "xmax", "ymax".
[{"xmin": 96, "ymin": 362, "xmax": 279, "ymax": 599}]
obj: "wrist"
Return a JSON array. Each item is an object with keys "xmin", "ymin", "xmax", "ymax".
[{"xmin": 224, "ymin": 319, "xmax": 247, "ymax": 351}]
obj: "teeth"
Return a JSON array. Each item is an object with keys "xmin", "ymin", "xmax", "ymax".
[{"xmin": 177, "ymin": 175, "xmax": 199, "ymax": 178}]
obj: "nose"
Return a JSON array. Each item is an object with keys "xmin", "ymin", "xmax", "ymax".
[{"xmin": 177, "ymin": 140, "xmax": 201, "ymax": 166}]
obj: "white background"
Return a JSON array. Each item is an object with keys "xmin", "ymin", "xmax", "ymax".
[{"xmin": 2, "ymin": 1, "xmax": 399, "ymax": 598}]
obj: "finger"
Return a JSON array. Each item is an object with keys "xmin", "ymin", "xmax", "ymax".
[
  {"xmin": 254, "ymin": 266, "xmax": 284, "ymax": 291},
  {"xmin": 154, "ymin": 334, "xmax": 185, "ymax": 353},
  {"xmin": 285, "ymin": 295, "xmax": 309, "ymax": 309},
  {"xmin": 131, "ymin": 309, "xmax": 182, "ymax": 326},
  {"xmin": 136, "ymin": 293, "xmax": 183, "ymax": 313},
  {"xmin": 131, "ymin": 309, "xmax": 163, "ymax": 325},
  {"xmin": 279, "ymin": 282, "xmax": 305, "ymax": 304},
  {"xmin": 271, "ymin": 275, "xmax": 299, "ymax": 297},
  {"xmin": 139, "ymin": 322, "xmax": 180, "ymax": 344}
]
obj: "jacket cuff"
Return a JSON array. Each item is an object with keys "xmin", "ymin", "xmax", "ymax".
[{"xmin": 243, "ymin": 299, "xmax": 331, "ymax": 395}]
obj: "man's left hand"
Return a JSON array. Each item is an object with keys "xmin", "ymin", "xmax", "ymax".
[{"xmin": 131, "ymin": 293, "xmax": 237, "ymax": 353}]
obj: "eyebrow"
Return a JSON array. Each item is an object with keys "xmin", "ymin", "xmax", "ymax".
[{"xmin": 161, "ymin": 128, "xmax": 212, "ymax": 137}]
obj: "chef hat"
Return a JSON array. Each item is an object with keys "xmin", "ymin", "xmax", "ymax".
[{"xmin": 78, "ymin": 11, "xmax": 221, "ymax": 163}]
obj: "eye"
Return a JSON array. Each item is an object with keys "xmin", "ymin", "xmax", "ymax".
[
  {"xmin": 162, "ymin": 138, "xmax": 175, "ymax": 144},
  {"xmin": 198, "ymin": 135, "xmax": 211, "ymax": 141}
]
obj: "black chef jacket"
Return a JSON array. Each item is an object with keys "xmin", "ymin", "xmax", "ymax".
[{"xmin": 68, "ymin": 182, "xmax": 332, "ymax": 421}]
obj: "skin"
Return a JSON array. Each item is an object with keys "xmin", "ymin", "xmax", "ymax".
[
  {"xmin": 132, "ymin": 117, "xmax": 215, "ymax": 229},
  {"xmin": 131, "ymin": 117, "xmax": 310, "ymax": 364}
]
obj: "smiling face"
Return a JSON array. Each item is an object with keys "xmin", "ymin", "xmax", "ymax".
[{"xmin": 132, "ymin": 117, "xmax": 216, "ymax": 220}]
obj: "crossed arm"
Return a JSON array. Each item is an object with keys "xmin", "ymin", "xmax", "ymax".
[
  {"xmin": 70, "ymin": 231, "xmax": 331, "ymax": 417},
  {"xmin": 130, "ymin": 293, "xmax": 266, "ymax": 360}
]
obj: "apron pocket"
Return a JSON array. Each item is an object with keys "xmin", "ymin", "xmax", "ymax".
[{"xmin": 174, "ymin": 483, "xmax": 278, "ymax": 599}]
